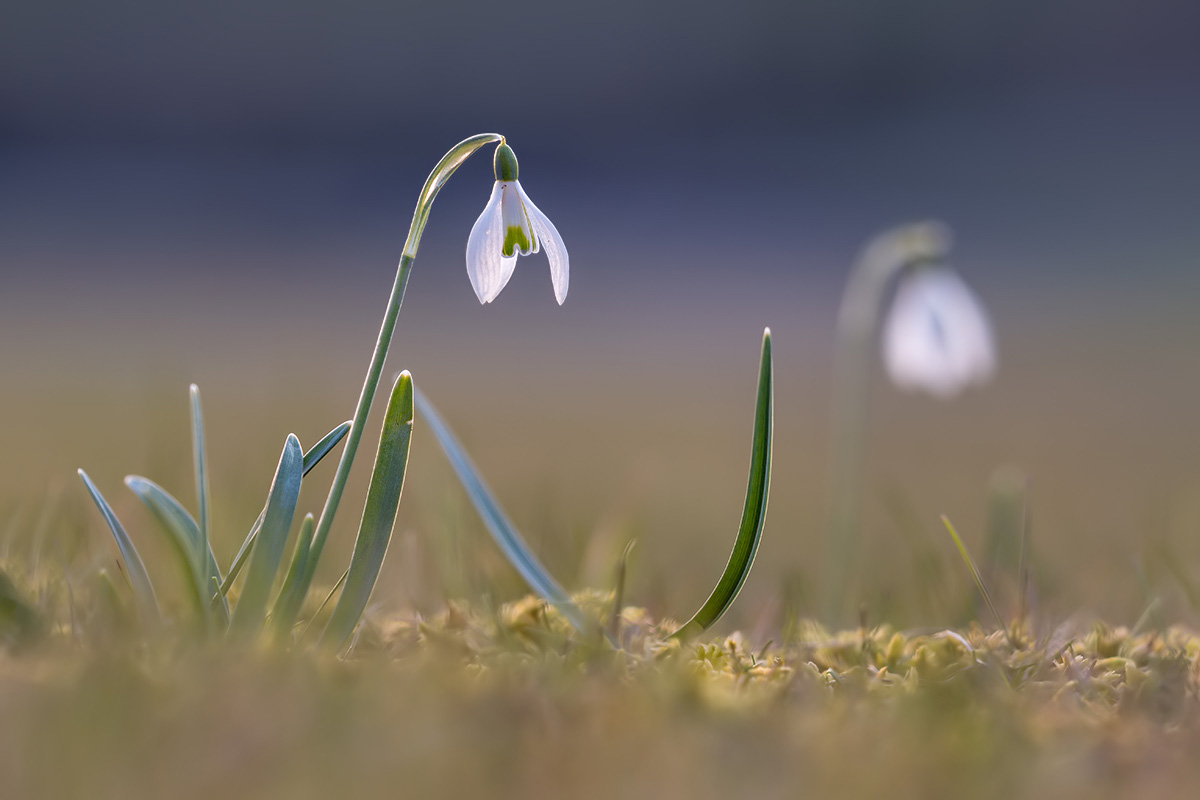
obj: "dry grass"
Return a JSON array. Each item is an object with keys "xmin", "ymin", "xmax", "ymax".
[{"xmin": 4, "ymin": 544, "xmax": 1200, "ymax": 800}]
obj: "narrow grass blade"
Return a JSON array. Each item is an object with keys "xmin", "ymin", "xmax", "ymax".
[
  {"xmin": 228, "ymin": 435, "xmax": 303, "ymax": 637},
  {"xmin": 672, "ymin": 328, "xmax": 773, "ymax": 640},
  {"xmin": 321, "ymin": 372, "xmax": 414, "ymax": 651},
  {"xmin": 222, "ymin": 511, "xmax": 264, "ymax": 598},
  {"xmin": 189, "ymin": 385, "xmax": 212, "ymax": 583},
  {"xmin": 77, "ymin": 469, "xmax": 161, "ymax": 627},
  {"xmin": 299, "ymin": 568, "xmax": 349, "ymax": 643},
  {"xmin": 270, "ymin": 513, "xmax": 315, "ymax": 642},
  {"xmin": 415, "ymin": 388, "xmax": 600, "ymax": 639},
  {"xmin": 124, "ymin": 476, "xmax": 225, "ymax": 628},
  {"xmin": 941, "ymin": 514, "xmax": 1013, "ymax": 645},
  {"xmin": 219, "ymin": 421, "xmax": 352, "ymax": 597},
  {"xmin": 304, "ymin": 421, "xmax": 353, "ymax": 474},
  {"xmin": 608, "ymin": 540, "xmax": 636, "ymax": 640}
]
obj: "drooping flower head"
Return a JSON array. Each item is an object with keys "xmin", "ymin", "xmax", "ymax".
[
  {"xmin": 882, "ymin": 266, "xmax": 996, "ymax": 398},
  {"xmin": 465, "ymin": 141, "xmax": 569, "ymax": 304}
]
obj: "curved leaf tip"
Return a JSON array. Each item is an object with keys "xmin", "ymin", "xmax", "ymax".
[
  {"xmin": 77, "ymin": 469, "xmax": 162, "ymax": 627},
  {"xmin": 672, "ymin": 328, "xmax": 773, "ymax": 640},
  {"xmin": 321, "ymin": 371, "xmax": 415, "ymax": 652},
  {"xmin": 228, "ymin": 434, "xmax": 304, "ymax": 637}
]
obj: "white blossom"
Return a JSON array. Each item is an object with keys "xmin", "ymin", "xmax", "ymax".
[
  {"xmin": 465, "ymin": 143, "xmax": 568, "ymax": 304},
  {"xmin": 883, "ymin": 268, "xmax": 996, "ymax": 397}
]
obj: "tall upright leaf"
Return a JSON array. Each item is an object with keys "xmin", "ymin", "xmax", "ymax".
[
  {"xmin": 270, "ymin": 513, "xmax": 315, "ymax": 642},
  {"xmin": 77, "ymin": 469, "xmax": 161, "ymax": 627},
  {"xmin": 672, "ymin": 328, "xmax": 773, "ymax": 640},
  {"xmin": 228, "ymin": 435, "xmax": 303, "ymax": 637},
  {"xmin": 189, "ymin": 385, "xmax": 212, "ymax": 583},
  {"xmin": 321, "ymin": 372, "xmax": 414, "ymax": 651}
]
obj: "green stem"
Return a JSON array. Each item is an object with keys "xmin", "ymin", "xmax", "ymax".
[
  {"xmin": 302, "ymin": 133, "xmax": 503, "ymax": 590},
  {"xmin": 824, "ymin": 221, "xmax": 950, "ymax": 625}
]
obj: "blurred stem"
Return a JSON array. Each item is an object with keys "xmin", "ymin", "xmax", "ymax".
[
  {"xmin": 302, "ymin": 133, "xmax": 503, "ymax": 590},
  {"xmin": 824, "ymin": 221, "xmax": 951, "ymax": 625}
]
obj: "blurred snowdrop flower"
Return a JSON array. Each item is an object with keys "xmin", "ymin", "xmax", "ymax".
[
  {"xmin": 466, "ymin": 141, "xmax": 569, "ymax": 304},
  {"xmin": 882, "ymin": 267, "xmax": 996, "ymax": 398}
]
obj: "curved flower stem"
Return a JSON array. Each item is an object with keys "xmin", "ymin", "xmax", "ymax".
[
  {"xmin": 823, "ymin": 221, "xmax": 951, "ymax": 625},
  {"xmin": 301, "ymin": 133, "xmax": 503, "ymax": 591}
]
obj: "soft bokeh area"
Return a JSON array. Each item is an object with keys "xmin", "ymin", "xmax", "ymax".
[{"xmin": 4, "ymin": 1, "xmax": 1200, "ymax": 630}]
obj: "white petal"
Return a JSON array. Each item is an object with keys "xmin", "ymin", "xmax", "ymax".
[
  {"xmin": 883, "ymin": 269, "xmax": 996, "ymax": 397},
  {"xmin": 931, "ymin": 271, "xmax": 996, "ymax": 382},
  {"xmin": 500, "ymin": 182, "xmax": 536, "ymax": 257},
  {"xmin": 515, "ymin": 182, "xmax": 569, "ymax": 304},
  {"xmin": 465, "ymin": 182, "xmax": 518, "ymax": 303}
]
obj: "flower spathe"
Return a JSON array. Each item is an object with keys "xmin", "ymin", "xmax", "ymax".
[
  {"xmin": 882, "ymin": 267, "xmax": 996, "ymax": 398},
  {"xmin": 465, "ymin": 142, "xmax": 569, "ymax": 305}
]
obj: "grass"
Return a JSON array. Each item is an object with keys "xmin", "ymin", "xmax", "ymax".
[
  {"xmin": 2, "ymin": 558, "xmax": 1199, "ymax": 799},
  {"xmin": 5, "ymin": 460, "xmax": 1200, "ymax": 799}
]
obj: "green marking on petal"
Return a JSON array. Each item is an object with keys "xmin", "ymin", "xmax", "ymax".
[{"xmin": 503, "ymin": 225, "xmax": 533, "ymax": 257}]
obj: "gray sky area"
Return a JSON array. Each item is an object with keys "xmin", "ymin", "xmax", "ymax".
[{"xmin": 2, "ymin": 1, "xmax": 1198, "ymax": 289}]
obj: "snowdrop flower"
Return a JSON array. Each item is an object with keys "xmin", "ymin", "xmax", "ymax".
[
  {"xmin": 465, "ymin": 142, "xmax": 568, "ymax": 304},
  {"xmin": 882, "ymin": 267, "xmax": 996, "ymax": 398}
]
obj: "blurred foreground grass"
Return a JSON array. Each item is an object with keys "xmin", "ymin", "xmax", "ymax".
[{"xmin": 2, "ymin": 574, "xmax": 1200, "ymax": 799}]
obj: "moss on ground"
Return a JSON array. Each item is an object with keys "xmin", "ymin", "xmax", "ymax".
[{"xmin": 4, "ymin": 585, "xmax": 1198, "ymax": 800}]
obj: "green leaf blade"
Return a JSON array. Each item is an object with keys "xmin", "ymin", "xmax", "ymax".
[
  {"xmin": 189, "ymin": 385, "xmax": 212, "ymax": 585},
  {"xmin": 271, "ymin": 513, "xmax": 315, "ymax": 642},
  {"xmin": 321, "ymin": 372, "xmax": 415, "ymax": 652},
  {"xmin": 303, "ymin": 421, "xmax": 353, "ymax": 475},
  {"xmin": 415, "ymin": 388, "xmax": 601, "ymax": 640},
  {"xmin": 672, "ymin": 328, "xmax": 773, "ymax": 640},
  {"xmin": 124, "ymin": 476, "xmax": 226, "ymax": 628},
  {"xmin": 942, "ymin": 514, "xmax": 1011, "ymax": 643},
  {"xmin": 77, "ymin": 469, "xmax": 162, "ymax": 627},
  {"xmin": 228, "ymin": 435, "xmax": 303, "ymax": 637}
]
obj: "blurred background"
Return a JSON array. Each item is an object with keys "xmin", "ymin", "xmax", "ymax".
[{"xmin": 3, "ymin": 0, "xmax": 1200, "ymax": 632}]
